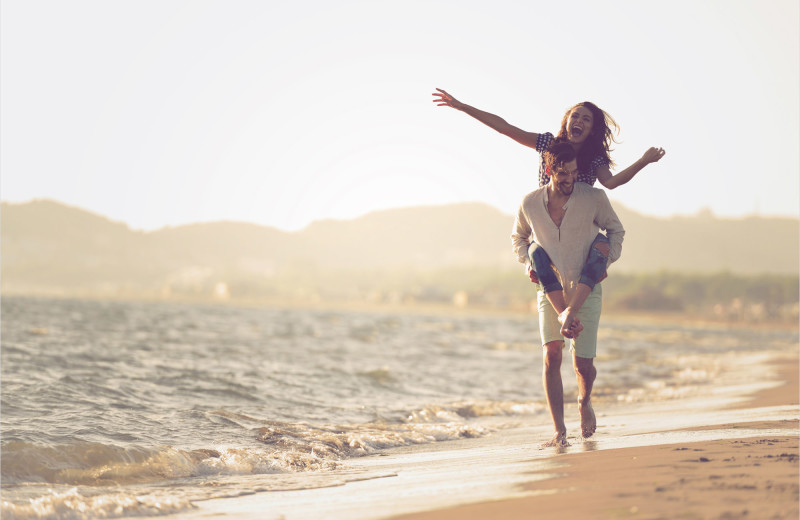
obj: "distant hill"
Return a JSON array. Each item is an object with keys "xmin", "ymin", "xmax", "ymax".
[
  {"xmin": 1, "ymin": 199, "xmax": 797, "ymax": 298},
  {"xmin": 608, "ymin": 205, "xmax": 799, "ymax": 275}
]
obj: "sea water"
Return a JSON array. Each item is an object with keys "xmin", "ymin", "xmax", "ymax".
[{"xmin": 1, "ymin": 296, "xmax": 797, "ymax": 519}]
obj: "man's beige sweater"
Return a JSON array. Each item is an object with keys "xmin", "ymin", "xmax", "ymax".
[{"xmin": 511, "ymin": 182, "xmax": 625, "ymax": 291}]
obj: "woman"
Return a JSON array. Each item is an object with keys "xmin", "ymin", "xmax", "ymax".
[
  {"xmin": 432, "ymin": 88, "xmax": 665, "ymax": 189},
  {"xmin": 432, "ymin": 88, "xmax": 665, "ymax": 337}
]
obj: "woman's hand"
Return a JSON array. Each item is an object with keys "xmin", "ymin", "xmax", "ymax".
[
  {"xmin": 431, "ymin": 88, "xmax": 539, "ymax": 148},
  {"xmin": 641, "ymin": 147, "xmax": 666, "ymax": 164},
  {"xmin": 432, "ymin": 88, "xmax": 464, "ymax": 110},
  {"xmin": 528, "ymin": 266, "xmax": 539, "ymax": 284}
]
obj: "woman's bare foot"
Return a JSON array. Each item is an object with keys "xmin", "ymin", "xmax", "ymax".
[
  {"xmin": 579, "ymin": 400, "xmax": 596, "ymax": 438},
  {"xmin": 568, "ymin": 319, "xmax": 583, "ymax": 338},
  {"xmin": 540, "ymin": 431, "xmax": 570, "ymax": 448},
  {"xmin": 559, "ymin": 310, "xmax": 583, "ymax": 339}
]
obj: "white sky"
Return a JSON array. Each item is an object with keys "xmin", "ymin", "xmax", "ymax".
[{"xmin": 1, "ymin": 0, "xmax": 798, "ymax": 231}]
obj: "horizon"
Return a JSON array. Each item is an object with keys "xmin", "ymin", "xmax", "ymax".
[{"xmin": 1, "ymin": 1, "xmax": 798, "ymax": 232}]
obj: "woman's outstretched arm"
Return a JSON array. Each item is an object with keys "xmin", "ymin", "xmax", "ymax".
[
  {"xmin": 432, "ymin": 88, "xmax": 539, "ymax": 149},
  {"xmin": 596, "ymin": 147, "xmax": 666, "ymax": 189}
]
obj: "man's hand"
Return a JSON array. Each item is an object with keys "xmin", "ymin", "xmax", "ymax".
[
  {"xmin": 588, "ymin": 241, "xmax": 609, "ymax": 284},
  {"xmin": 528, "ymin": 266, "xmax": 539, "ymax": 284},
  {"xmin": 593, "ymin": 241, "xmax": 610, "ymax": 257},
  {"xmin": 559, "ymin": 309, "xmax": 583, "ymax": 339}
]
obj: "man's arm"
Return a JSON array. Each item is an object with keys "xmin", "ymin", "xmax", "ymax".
[
  {"xmin": 511, "ymin": 203, "xmax": 533, "ymax": 265},
  {"xmin": 594, "ymin": 191, "xmax": 625, "ymax": 264}
]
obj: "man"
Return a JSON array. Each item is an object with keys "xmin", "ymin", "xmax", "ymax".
[{"xmin": 511, "ymin": 140, "xmax": 625, "ymax": 447}]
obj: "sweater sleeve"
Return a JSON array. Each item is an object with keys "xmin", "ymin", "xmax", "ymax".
[
  {"xmin": 511, "ymin": 202, "xmax": 533, "ymax": 265},
  {"xmin": 594, "ymin": 191, "xmax": 625, "ymax": 264}
]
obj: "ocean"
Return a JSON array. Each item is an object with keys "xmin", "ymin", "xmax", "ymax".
[{"xmin": 1, "ymin": 296, "xmax": 797, "ymax": 519}]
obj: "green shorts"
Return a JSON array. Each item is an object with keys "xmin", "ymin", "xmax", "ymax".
[{"xmin": 537, "ymin": 284, "xmax": 602, "ymax": 358}]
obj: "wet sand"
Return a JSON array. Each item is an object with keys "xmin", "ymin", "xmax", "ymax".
[
  {"xmin": 392, "ymin": 426, "xmax": 798, "ymax": 520},
  {"xmin": 392, "ymin": 356, "xmax": 800, "ymax": 520}
]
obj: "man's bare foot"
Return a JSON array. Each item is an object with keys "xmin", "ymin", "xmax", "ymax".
[
  {"xmin": 559, "ymin": 310, "xmax": 583, "ymax": 339},
  {"xmin": 540, "ymin": 431, "xmax": 570, "ymax": 448},
  {"xmin": 579, "ymin": 400, "xmax": 596, "ymax": 438}
]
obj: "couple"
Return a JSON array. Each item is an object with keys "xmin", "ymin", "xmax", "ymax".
[
  {"xmin": 513, "ymin": 140, "xmax": 624, "ymax": 447},
  {"xmin": 433, "ymin": 88, "xmax": 664, "ymax": 447}
]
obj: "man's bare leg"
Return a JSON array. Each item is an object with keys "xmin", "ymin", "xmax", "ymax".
[
  {"xmin": 541, "ymin": 341, "xmax": 570, "ymax": 447},
  {"xmin": 560, "ymin": 240, "xmax": 610, "ymax": 337},
  {"xmin": 574, "ymin": 355, "xmax": 597, "ymax": 438}
]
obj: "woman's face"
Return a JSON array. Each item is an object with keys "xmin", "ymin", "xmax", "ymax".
[{"xmin": 565, "ymin": 106, "xmax": 594, "ymax": 144}]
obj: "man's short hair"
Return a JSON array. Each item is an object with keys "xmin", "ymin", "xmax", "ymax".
[{"xmin": 544, "ymin": 140, "xmax": 577, "ymax": 174}]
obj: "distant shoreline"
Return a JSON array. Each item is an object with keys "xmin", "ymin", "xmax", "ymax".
[{"xmin": 2, "ymin": 291, "xmax": 798, "ymax": 330}]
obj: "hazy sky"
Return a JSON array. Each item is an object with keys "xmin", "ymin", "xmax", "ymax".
[{"xmin": 2, "ymin": 0, "xmax": 798, "ymax": 231}]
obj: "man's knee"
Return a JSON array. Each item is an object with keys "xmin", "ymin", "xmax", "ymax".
[
  {"xmin": 543, "ymin": 341, "xmax": 563, "ymax": 370},
  {"xmin": 573, "ymin": 356, "xmax": 596, "ymax": 378}
]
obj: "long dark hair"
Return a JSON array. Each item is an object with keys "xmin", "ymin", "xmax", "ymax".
[{"xmin": 556, "ymin": 101, "xmax": 620, "ymax": 169}]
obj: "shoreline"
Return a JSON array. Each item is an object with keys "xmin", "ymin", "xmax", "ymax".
[
  {"xmin": 729, "ymin": 356, "xmax": 799, "ymax": 410},
  {"xmin": 148, "ymin": 352, "xmax": 799, "ymax": 520},
  {"xmin": 391, "ymin": 355, "xmax": 800, "ymax": 520},
  {"xmin": 392, "ymin": 430, "xmax": 798, "ymax": 520}
]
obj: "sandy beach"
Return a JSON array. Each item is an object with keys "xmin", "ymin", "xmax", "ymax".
[{"xmin": 393, "ymin": 356, "xmax": 800, "ymax": 520}]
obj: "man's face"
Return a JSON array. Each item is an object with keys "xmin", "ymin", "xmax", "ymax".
[{"xmin": 551, "ymin": 159, "xmax": 578, "ymax": 196}]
